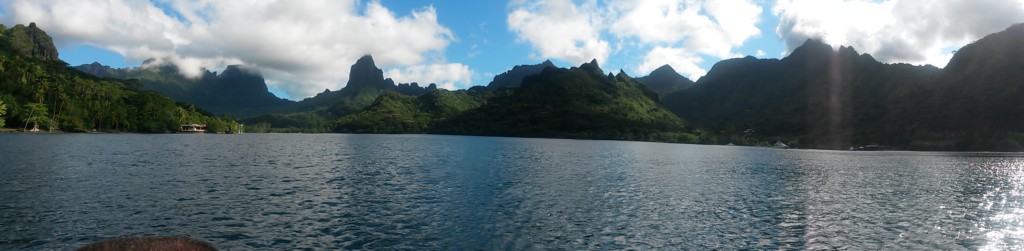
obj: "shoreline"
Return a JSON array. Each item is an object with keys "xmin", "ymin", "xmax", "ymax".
[
  {"xmin": 0, "ymin": 128, "xmax": 65, "ymax": 133},
  {"xmin": 1, "ymin": 129, "xmax": 1019, "ymax": 153}
]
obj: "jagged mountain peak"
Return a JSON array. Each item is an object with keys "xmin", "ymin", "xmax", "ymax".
[
  {"xmin": 785, "ymin": 39, "xmax": 835, "ymax": 60},
  {"xmin": 487, "ymin": 60, "xmax": 559, "ymax": 90},
  {"xmin": 589, "ymin": 59, "xmax": 599, "ymax": 67},
  {"xmin": 221, "ymin": 65, "xmax": 261, "ymax": 77},
  {"xmin": 579, "ymin": 59, "xmax": 604, "ymax": 77},
  {"xmin": 637, "ymin": 64, "xmax": 695, "ymax": 94},
  {"xmin": 651, "ymin": 65, "xmax": 677, "ymax": 75},
  {"xmin": 345, "ymin": 55, "xmax": 390, "ymax": 90},
  {"xmin": 354, "ymin": 55, "xmax": 376, "ymax": 67},
  {"xmin": 3, "ymin": 22, "xmax": 59, "ymax": 60}
]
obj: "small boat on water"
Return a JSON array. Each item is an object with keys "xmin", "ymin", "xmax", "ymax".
[
  {"xmin": 773, "ymin": 141, "xmax": 789, "ymax": 149},
  {"xmin": 850, "ymin": 144, "xmax": 887, "ymax": 151},
  {"xmin": 181, "ymin": 123, "xmax": 206, "ymax": 133}
]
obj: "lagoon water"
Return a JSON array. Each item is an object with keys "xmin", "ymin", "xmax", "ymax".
[{"xmin": 1, "ymin": 133, "xmax": 1023, "ymax": 249}]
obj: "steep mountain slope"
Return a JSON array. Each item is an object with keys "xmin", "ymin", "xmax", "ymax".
[
  {"xmin": 75, "ymin": 61, "xmax": 293, "ymax": 117},
  {"xmin": 240, "ymin": 55, "xmax": 437, "ymax": 131},
  {"xmin": 76, "ymin": 55, "xmax": 436, "ymax": 120},
  {"xmin": 1, "ymin": 23, "xmax": 58, "ymax": 61},
  {"xmin": 664, "ymin": 23, "xmax": 1024, "ymax": 150},
  {"xmin": 486, "ymin": 60, "xmax": 556, "ymax": 90},
  {"xmin": 0, "ymin": 23, "xmax": 236, "ymax": 133},
  {"xmin": 903, "ymin": 23, "xmax": 1024, "ymax": 150},
  {"xmin": 304, "ymin": 55, "xmax": 436, "ymax": 116},
  {"xmin": 665, "ymin": 40, "xmax": 941, "ymax": 149},
  {"xmin": 439, "ymin": 60, "xmax": 691, "ymax": 141},
  {"xmin": 636, "ymin": 65, "xmax": 695, "ymax": 94}
]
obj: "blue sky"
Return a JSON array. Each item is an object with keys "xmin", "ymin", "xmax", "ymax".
[
  {"xmin": 3, "ymin": 0, "xmax": 1023, "ymax": 100},
  {"xmin": 44, "ymin": 0, "xmax": 789, "ymax": 99}
]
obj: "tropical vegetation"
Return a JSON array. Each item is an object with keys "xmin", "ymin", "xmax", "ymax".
[{"xmin": 0, "ymin": 23, "xmax": 237, "ymax": 133}]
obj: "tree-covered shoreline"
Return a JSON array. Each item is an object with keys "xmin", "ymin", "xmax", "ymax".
[{"xmin": 0, "ymin": 23, "xmax": 238, "ymax": 133}]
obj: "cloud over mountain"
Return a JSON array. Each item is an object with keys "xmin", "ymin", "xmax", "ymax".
[
  {"xmin": 774, "ymin": 0, "xmax": 1024, "ymax": 67},
  {"xmin": 2, "ymin": 0, "xmax": 474, "ymax": 99},
  {"xmin": 384, "ymin": 63, "xmax": 473, "ymax": 90},
  {"xmin": 507, "ymin": 0, "xmax": 611, "ymax": 66},
  {"xmin": 507, "ymin": 0, "xmax": 763, "ymax": 80}
]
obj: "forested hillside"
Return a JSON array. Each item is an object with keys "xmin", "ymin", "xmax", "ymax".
[
  {"xmin": 0, "ymin": 23, "xmax": 238, "ymax": 133},
  {"xmin": 663, "ymin": 24, "xmax": 1024, "ymax": 150}
]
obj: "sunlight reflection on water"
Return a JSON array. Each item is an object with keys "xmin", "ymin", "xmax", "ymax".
[
  {"xmin": 980, "ymin": 159, "xmax": 1024, "ymax": 250},
  {"xmin": 2, "ymin": 134, "xmax": 1024, "ymax": 249}
]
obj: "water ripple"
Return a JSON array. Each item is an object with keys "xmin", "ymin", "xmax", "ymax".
[{"xmin": 2, "ymin": 134, "xmax": 1024, "ymax": 249}]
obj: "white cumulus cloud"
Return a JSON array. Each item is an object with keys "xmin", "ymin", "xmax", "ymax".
[
  {"xmin": 774, "ymin": 0, "xmax": 1024, "ymax": 67},
  {"xmin": 508, "ymin": 0, "xmax": 762, "ymax": 80},
  {"xmin": 2, "ymin": 0, "xmax": 474, "ymax": 99},
  {"xmin": 507, "ymin": 0, "xmax": 611, "ymax": 65},
  {"xmin": 636, "ymin": 47, "xmax": 706, "ymax": 80},
  {"xmin": 384, "ymin": 63, "xmax": 473, "ymax": 90},
  {"xmin": 612, "ymin": 0, "xmax": 762, "ymax": 78}
]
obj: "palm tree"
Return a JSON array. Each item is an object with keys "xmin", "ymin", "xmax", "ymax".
[
  {"xmin": 23, "ymin": 102, "xmax": 47, "ymax": 132},
  {"xmin": 0, "ymin": 99, "xmax": 7, "ymax": 128}
]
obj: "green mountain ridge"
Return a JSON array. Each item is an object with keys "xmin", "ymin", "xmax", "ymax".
[
  {"xmin": 486, "ymin": 60, "xmax": 556, "ymax": 90},
  {"xmin": 17, "ymin": 21, "xmax": 1024, "ymax": 151},
  {"xmin": 74, "ymin": 55, "xmax": 440, "ymax": 119},
  {"xmin": 1, "ymin": 23, "xmax": 58, "ymax": 61},
  {"xmin": 75, "ymin": 61, "xmax": 294, "ymax": 117},
  {"xmin": 664, "ymin": 23, "xmax": 1024, "ymax": 150},
  {"xmin": 665, "ymin": 41, "xmax": 943, "ymax": 148},
  {"xmin": 430, "ymin": 60, "xmax": 692, "ymax": 141},
  {"xmin": 636, "ymin": 64, "xmax": 695, "ymax": 95},
  {"xmin": 0, "ymin": 23, "xmax": 238, "ymax": 133},
  {"xmin": 331, "ymin": 59, "xmax": 694, "ymax": 142},
  {"xmin": 333, "ymin": 88, "xmax": 490, "ymax": 134}
]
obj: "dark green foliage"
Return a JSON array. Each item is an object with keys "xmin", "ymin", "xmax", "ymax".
[
  {"xmin": 0, "ymin": 23, "xmax": 236, "ymax": 133},
  {"xmin": 665, "ymin": 41, "xmax": 942, "ymax": 149},
  {"xmin": 901, "ymin": 23, "xmax": 1024, "ymax": 150},
  {"xmin": 324, "ymin": 85, "xmax": 390, "ymax": 116},
  {"xmin": 334, "ymin": 89, "xmax": 489, "ymax": 133},
  {"xmin": 0, "ymin": 99, "xmax": 7, "ymax": 127},
  {"xmin": 239, "ymin": 55, "xmax": 438, "ymax": 131},
  {"xmin": 4, "ymin": 23, "xmax": 58, "ymax": 60},
  {"xmin": 333, "ymin": 60, "xmax": 694, "ymax": 143},
  {"xmin": 437, "ymin": 60, "xmax": 692, "ymax": 142},
  {"xmin": 664, "ymin": 23, "xmax": 1024, "ymax": 151},
  {"xmin": 310, "ymin": 55, "xmax": 437, "ymax": 117},
  {"xmin": 242, "ymin": 112, "xmax": 332, "ymax": 133}
]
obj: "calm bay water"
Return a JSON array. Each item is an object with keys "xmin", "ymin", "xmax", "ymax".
[{"xmin": 1, "ymin": 133, "xmax": 1023, "ymax": 250}]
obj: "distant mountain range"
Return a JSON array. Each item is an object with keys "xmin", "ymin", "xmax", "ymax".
[
  {"xmin": 75, "ymin": 61, "xmax": 293, "ymax": 117},
  {"xmin": 75, "ymin": 55, "xmax": 439, "ymax": 119},
  {"xmin": 58, "ymin": 23, "xmax": 1024, "ymax": 151}
]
